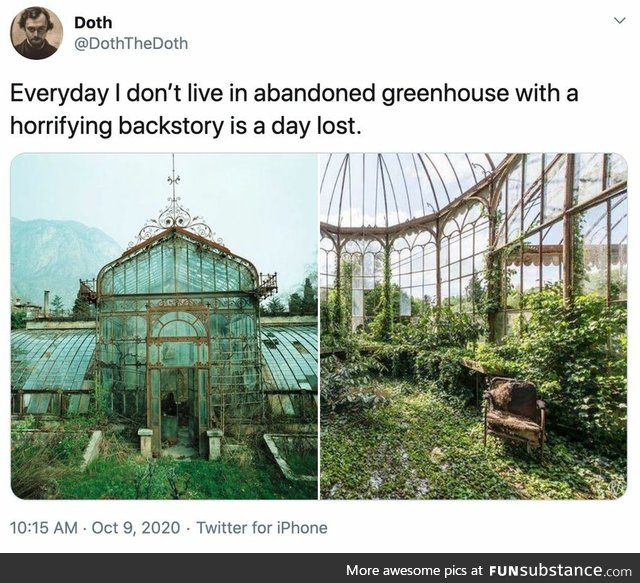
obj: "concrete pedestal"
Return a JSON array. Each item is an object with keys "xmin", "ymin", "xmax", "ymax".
[
  {"xmin": 138, "ymin": 428, "xmax": 153, "ymax": 458},
  {"xmin": 206, "ymin": 429, "xmax": 224, "ymax": 460}
]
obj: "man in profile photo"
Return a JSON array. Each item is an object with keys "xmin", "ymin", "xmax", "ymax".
[{"xmin": 12, "ymin": 7, "xmax": 59, "ymax": 60}]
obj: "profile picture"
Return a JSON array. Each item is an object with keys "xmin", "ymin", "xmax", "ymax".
[{"xmin": 11, "ymin": 6, "xmax": 62, "ymax": 60}]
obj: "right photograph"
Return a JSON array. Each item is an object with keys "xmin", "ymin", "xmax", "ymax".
[{"xmin": 319, "ymin": 153, "xmax": 627, "ymax": 500}]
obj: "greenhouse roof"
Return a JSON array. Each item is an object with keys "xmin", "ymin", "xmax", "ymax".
[
  {"xmin": 11, "ymin": 329, "xmax": 96, "ymax": 414},
  {"xmin": 261, "ymin": 326, "xmax": 317, "ymax": 393},
  {"xmin": 320, "ymin": 153, "xmax": 507, "ymax": 230},
  {"xmin": 11, "ymin": 324, "xmax": 317, "ymax": 403}
]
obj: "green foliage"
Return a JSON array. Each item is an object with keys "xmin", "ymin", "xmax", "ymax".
[
  {"xmin": 320, "ymin": 354, "xmax": 388, "ymax": 417},
  {"xmin": 261, "ymin": 295, "xmax": 286, "ymax": 316},
  {"xmin": 72, "ymin": 292, "xmax": 95, "ymax": 320},
  {"xmin": 475, "ymin": 285, "xmax": 627, "ymax": 451},
  {"xmin": 321, "ymin": 385, "xmax": 626, "ymax": 500},
  {"xmin": 13, "ymin": 431, "xmax": 316, "ymax": 500},
  {"xmin": 11, "ymin": 310, "xmax": 27, "ymax": 329},
  {"xmin": 403, "ymin": 303, "xmax": 485, "ymax": 353},
  {"xmin": 11, "ymin": 432, "xmax": 90, "ymax": 499},
  {"xmin": 415, "ymin": 347, "xmax": 475, "ymax": 404},
  {"xmin": 370, "ymin": 244, "xmax": 393, "ymax": 342},
  {"xmin": 288, "ymin": 277, "xmax": 318, "ymax": 316},
  {"xmin": 370, "ymin": 340, "xmax": 415, "ymax": 378},
  {"xmin": 320, "ymin": 259, "xmax": 353, "ymax": 346},
  {"xmin": 51, "ymin": 294, "xmax": 65, "ymax": 316}
]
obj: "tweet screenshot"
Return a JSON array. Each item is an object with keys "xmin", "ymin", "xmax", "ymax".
[{"xmin": 2, "ymin": 0, "xmax": 638, "ymax": 577}]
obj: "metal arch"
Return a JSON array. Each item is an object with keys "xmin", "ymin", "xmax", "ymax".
[
  {"xmin": 379, "ymin": 155, "xmax": 401, "ymax": 226},
  {"xmin": 336, "ymin": 154, "xmax": 350, "ymax": 231},
  {"xmin": 410, "ymin": 153, "xmax": 427, "ymax": 217},
  {"xmin": 444, "ymin": 153, "xmax": 465, "ymax": 197},
  {"xmin": 424, "ymin": 154, "xmax": 452, "ymax": 206},
  {"xmin": 416, "ymin": 154, "xmax": 440, "ymax": 213},
  {"xmin": 397, "ymin": 153, "xmax": 415, "ymax": 221},
  {"xmin": 322, "ymin": 154, "xmax": 349, "ymax": 226},
  {"xmin": 465, "ymin": 154, "xmax": 478, "ymax": 183}
]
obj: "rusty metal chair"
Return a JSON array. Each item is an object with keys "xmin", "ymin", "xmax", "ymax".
[{"xmin": 484, "ymin": 376, "xmax": 546, "ymax": 461}]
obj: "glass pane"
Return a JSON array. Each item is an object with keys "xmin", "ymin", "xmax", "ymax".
[
  {"xmin": 578, "ymin": 201, "xmax": 608, "ymax": 297},
  {"xmin": 607, "ymin": 154, "xmax": 627, "ymax": 187},
  {"xmin": 573, "ymin": 153, "xmax": 603, "ymax": 206},
  {"xmin": 543, "ymin": 154, "xmax": 566, "ymax": 221},
  {"xmin": 610, "ymin": 195, "xmax": 627, "ymax": 300}
]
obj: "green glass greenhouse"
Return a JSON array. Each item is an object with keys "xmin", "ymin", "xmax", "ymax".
[{"xmin": 12, "ymin": 185, "xmax": 317, "ymax": 459}]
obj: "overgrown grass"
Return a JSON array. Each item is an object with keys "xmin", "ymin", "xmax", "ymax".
[
  {"xmin": 11, "ymin": 431, "xmax": 90, "ymax": 499},
  {"xmin": 321, "ymin": 381, "xmax": 626, "ymax": 500},
  {"xmin": 52, "ymin": 434, "xmax": 316, "ymax": 500}
]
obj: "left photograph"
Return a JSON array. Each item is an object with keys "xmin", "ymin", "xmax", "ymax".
[{"xmin": 10, "ymin": 153, "xmax": 318, "ymax": 500}]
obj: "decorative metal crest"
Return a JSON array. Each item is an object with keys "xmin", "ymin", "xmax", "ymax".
[{"xmin": 129, "ymin": 155, "xmax": 224, "ymax": 248}]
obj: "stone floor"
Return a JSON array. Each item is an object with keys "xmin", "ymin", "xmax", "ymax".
[{"xmin": 162, "ymin": 427, "xmax": 198, "ymax": 459}]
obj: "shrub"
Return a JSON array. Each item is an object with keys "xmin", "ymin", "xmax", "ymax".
[
  {"xmin": 415, "ymin": 347, "xmax": 475, "ymax": 404},
  {"xmin": 320, "ymin": 354, "xmax": 388, "ymax": 417},
  {"xmin": 477, "ymin": 286, "xmax": 627, "ymax": 451}
]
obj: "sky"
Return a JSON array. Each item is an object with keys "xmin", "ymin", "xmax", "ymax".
[{"xmin": 10, "ymin": 153, "xmax": 318, "ymax": 295}]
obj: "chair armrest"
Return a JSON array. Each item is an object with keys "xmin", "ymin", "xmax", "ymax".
[{"xmin": 537, "ymin": 400, "xmax": 546, "ymax": 410}]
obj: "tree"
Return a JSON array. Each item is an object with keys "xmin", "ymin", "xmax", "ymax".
[
  {"xmin": 51, "ymin": 294, "xmax": 65, "ymax": 317},
  {"xmin": 72, "ymin": 291, "xmax": 95, "ymax": 320},
  {"xmin": 263, "ymin": 296, "xmax": 285, "ymax": 316},
  {"xmin": 301, "ymin": 277, "xmax": 317, "ymax": 315},
  {"xmin": 288, "ymin": 292, "xmax": 304, "ymax": 316},
  {"xmin": 11, "ymin": 310, "xmax": 26, "ymax": 330}
]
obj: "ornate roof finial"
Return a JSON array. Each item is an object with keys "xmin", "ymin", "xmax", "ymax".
[{"xmin": 129, "ymin": 154, "xmax": 224, "ymax": 247}]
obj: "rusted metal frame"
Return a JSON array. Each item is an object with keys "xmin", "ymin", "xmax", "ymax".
[
  {"xmin": 320, "ymin": 170, "xmax": 498, "ymax": 239},
  {"xmin": 379, "ymin": 155, "xmax": 401, "ymax": 224},
  {"xmin": 607, "ymin": 198, "xmax": 612, "ymax": 303},
  {"xmin": 100, "ymin": 291, "xmax": 256, "ymax": 301},
  {"xmin": 417, "ymin": 153, "xmax": 441, "ymax": 212},
  {"xmin": 444, "ymin": 153, "xmax": 465, "ymax": 198},
  {"xmin": 516, "ymin": 159, "xmax": 525, "ymax": 314},
  {"xmin": 396, "ymin": 153, "xmax": 414, "ymax": 221},
  {"xmin": 324, "ymin": 153, "xmax": 348, "ymax": 226},
  {"xmin": 145, "ymin": 301, "xmax": 212, "ymax": 452},
  {"xmin": 11, "ymin": 388, "xmax": 92, "ymax": 394},
  {"xmin": 565, "ymin": 181, "xmax": 626, "ymax": 217},
  {"xmin": 97, "ymin": 227, "xmax": 261, "ymax": 297},
  {"xmin": 488, "ymin": 154, "xmax": 521, "ymax": 209},
  {"xmin": 435, "ymin": 216, "xmax": 442, "ymax": 306},
  {"xmin": 411, "ymin": 153, "xmax": 427, "ymax": 216},
  {"xmin": 424, "ymin": 154, "xmax": 452, "ymax": 205},
  {"xmin": 563, "ymin": 154, "xmax": 575, "ymax": 304}
]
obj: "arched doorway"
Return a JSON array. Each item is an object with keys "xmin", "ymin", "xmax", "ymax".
[{"xmin": 146, "ymin": 303, "xmax": 210, "ymax": 456}]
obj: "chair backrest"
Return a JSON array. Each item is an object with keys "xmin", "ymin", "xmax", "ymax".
[{"xmin": 489, "ymin": 378, "xmax": 537, "ymax": 420}]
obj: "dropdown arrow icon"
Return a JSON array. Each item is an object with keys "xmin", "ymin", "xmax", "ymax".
[{"xmin": 614, "ymin": 17, "xmax": 626, "ymax": 24}]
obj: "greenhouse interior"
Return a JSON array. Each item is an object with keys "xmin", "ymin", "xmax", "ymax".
[
  {"xmin": 11, "ymin": 165, "xmax": 317, "ymax": 500},
  {"xmin": 320, "ymin": 153, "xmax": 627, "ymax": 500}
]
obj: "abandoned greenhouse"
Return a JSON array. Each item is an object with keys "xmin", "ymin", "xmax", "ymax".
[
  {"xmin": 11, "ymin": 156, "xmax": 318, "ymax": 499},
  {"xmin": 320, "ymin": 153, "xmax": 627, "ymax": 500}
]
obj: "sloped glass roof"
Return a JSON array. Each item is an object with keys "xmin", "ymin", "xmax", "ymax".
[
  {"xmin": 261, "ymin": 326, "xmax": 317, "ymax": 392},
  {"xmin": 11, "ymin": 329, "xmax": 96, "ymax": 391},
  {"xmin": 320, "ymin": 153, "xmax": 506, "ymax": 229},
  {"xmin": 11, "ymin": 329, "xmax": 96, "ymax": 414}
]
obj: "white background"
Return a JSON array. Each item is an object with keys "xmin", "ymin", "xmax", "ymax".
[{"xmin": 2, "ymin": 0, "xmax": 638, "ymax": 554}]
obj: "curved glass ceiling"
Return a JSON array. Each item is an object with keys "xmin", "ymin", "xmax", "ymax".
[{"xmin": 320, "ymin": 153, "xmax": 506, "ymax": 229}]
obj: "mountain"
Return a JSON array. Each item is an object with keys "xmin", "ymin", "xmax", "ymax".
[{"xmin": 11, "ymin": 218, "xmax": 123, "ymax": 310}]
